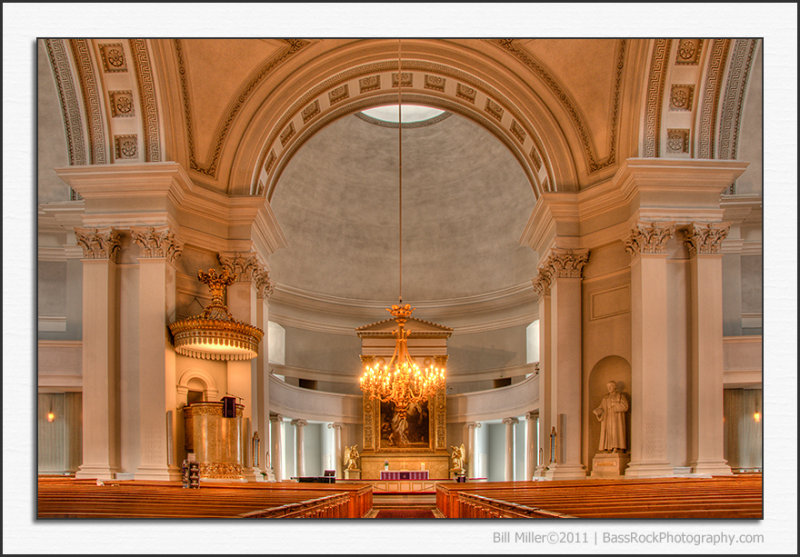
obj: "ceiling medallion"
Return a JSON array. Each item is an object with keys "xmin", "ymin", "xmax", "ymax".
[
  {"xmin": 169, "ymin": 268, "xmax": 263, "ymax": 361},
  {"xmin": 358, "ymin": 40, "xmax": 446, "ymax": 411}
]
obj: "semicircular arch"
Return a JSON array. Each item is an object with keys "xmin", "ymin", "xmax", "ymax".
[{"xmin": 226, "ymin": 40, "xmax": 583, "ymax": 199}]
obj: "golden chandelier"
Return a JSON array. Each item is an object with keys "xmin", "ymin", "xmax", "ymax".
[
  {"xmin": 169, "ymin": 268, "xmax": 263, "ymax": 361},
  {"xmin": 358, "ymin": 40, "xmax": 446, "ymax": 408}
]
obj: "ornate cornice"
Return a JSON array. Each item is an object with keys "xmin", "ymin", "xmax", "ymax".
[
  {"xmin": 74, "ymin": 227, "xmax": 121, "ymax": 261},
  {"xmin": 131, "ymin": 225, "xmax": 183, "ymax": 262},
  {"xmin": 718, "ymin": 39, "xmax": 758, "ymax": 164},
  {"xmin": 130, "ymin": 39, "xmax": 162, "ymax": 162},
  {"xmin": 643, "ymin": 39, "xmax": 670, "ymax": 158},
  {"xmin": 489, "ymin": 39, "xmax": 627, "ymax": 173},
  {"xmin": 69, "ymin": 39, "xmax": 108, "ymax": 164},
  {"xmin": 45, "ymin": 39, "xmax": 87, "ymax": 167},
  {"xmin": 624, "ymin": 222, "xmax": 675, "ymax": 255},
  {"xmin": 697, "ymin": 39, "xmax": 731, "ymax": 159},
  {"xmin": 175, "ymin": 38, "xmax": 311, "ymax": 178},
  {"xmin": 683, "ymin": 222, "xmax": 730, "ymax": 256}
]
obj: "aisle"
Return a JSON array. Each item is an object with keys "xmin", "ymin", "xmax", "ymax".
[{"xmin": 366, "ymin": 493, "xmax": 444, "ymax": 518}]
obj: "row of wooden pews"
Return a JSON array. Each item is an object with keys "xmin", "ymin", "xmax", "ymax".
[
  {"xmin": 38, "ymin": 477, "xmax": 373, "ymax": 518},
  {"xmin": 437, "ymin": 475, "xmax": 762, "ymax": 519}
]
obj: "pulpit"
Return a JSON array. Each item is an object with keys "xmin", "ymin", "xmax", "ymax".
[{"xmin": 183, "ymin": 401, "xmax": 245, "ymax": 481}]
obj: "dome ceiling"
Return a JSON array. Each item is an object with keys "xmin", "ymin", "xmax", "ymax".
[{"xmin": 268, "ymin": 109, "xmax": 539, "ymax": 303}]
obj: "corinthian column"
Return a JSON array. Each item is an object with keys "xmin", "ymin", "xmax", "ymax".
[
  {"xmin": 685, "ymin": 223, "xmax": 733, "ymax": 476},
  {"xmin": 624, "ymin": 222, "xmax": 675, "ymax": 477},
  {"xmin": 541, "ymin": 248, "xmax": 589, "ymax": 480},
  {"xmin": 465, "ymin": 422, "xmax": 481, "ymax": 478},
  {"xmin": 131, "ymin": 225, "xmax": 183, "ymax": 481},
  {"xmin": 525, "ymin": 411, "xmax": 538, "ymax": 480},
  {"xmin": 74, "ymin": 227, "xmax": 121, "ymax": 480},
  {"xmin": 270, "ymin": 413, "xmax": 283, "ymax": 481},
  {"xmin": 328, "ymin": 423, "xmax": 344, "ymax": 479},
  {"xmin": 292, "ymin": 419, "xmax": 308, "ymax": 477},
  {"xmin": 503, "ymin": 417, "xmax": 518, "ymax": 481}
]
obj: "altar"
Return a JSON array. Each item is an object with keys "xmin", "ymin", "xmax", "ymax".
[{"xmin": 380, "ymin": 470, "xmax": 429, "ymax": 480}]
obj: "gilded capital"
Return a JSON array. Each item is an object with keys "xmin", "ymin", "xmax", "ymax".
[
  {"xmin": 75, "ymin": 227, "xmax": 121, "ymax": 261},
  {"xmin": 683, "ymin": 222, "xmax": 730, "ymax": 256},
  {"xmin": 131, "ymin": 225, "xmax": 183, "ymax": 262},
  {"xmin": 624, "ymin": 222, "xmax": 675, "ymax": 255}
]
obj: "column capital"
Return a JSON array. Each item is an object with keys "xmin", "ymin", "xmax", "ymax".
[
  {"xmin": 502, "ymin": 417, "xmax": 519, "ymax": 426},
  {"xmin": 532, "ymin": 271, "xmax": 551, "ymax": 296},
  {"xmin": 537, "ymin": 247, "xmax": 590, "ymax": 283},
  {"xmin": 75, "ymin": 227, "xmax": 121, "ymax": 261},
  {"xmin": 624, "ymin": 221, "xmax": 675, "ymax": 256},
  {"xmin": 525, "ymin": 411, "xmax": 538, "ymax": 421},
  {"xmin": 327, "ymin": 422, "xmax": 344, "ymax": 430},
  {"xmin": 218, "ymin": 251, "xmax": 263, "ymax": 282},
  {"xmin": 465, "ymin": 422, "xmax": 482, "ymax": 430},
  {"xmin": 269, "ymin": 413, "xmax": 284, "ymax": 423},
  {"xmin": 683, "ymin": 222, "xmax": 730, "ymax": 256},
  {"xmin": 291, "ymin": 418, "xmax": 308, "ymax": 428},
  {"xmin": 131, "ymin": 225, "xmax": 183, "ymax": 263}
]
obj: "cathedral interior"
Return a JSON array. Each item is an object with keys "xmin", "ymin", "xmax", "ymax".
[{"xmin": 6, "ymin": 3, "xmax": 797, "ymax": 555}]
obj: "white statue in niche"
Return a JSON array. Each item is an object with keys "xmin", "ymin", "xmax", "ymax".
[{"xmin": 593, "ymin": 380, "xmax": 629, "ymax": 452}]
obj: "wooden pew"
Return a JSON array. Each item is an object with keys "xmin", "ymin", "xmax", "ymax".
[
  {"xmin": 437, "ymin": 475, "xmax": 762, "ymax": 519},
  {"xmin": 37, "ymin": 478, "xmax": 373, "ymax": 519}
]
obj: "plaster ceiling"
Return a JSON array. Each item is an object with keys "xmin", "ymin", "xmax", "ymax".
[{"xmin": 267, "ymin": 108, "xmax": 540, "ymax": 303}]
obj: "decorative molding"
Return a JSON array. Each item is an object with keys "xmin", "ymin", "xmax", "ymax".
[
  {"xmin": 301, "ymin": 100, "xmax": 321, "ymax": 124},
  {"xmin": 589, "ymin": 284, "xmax": 631, "ymax": 321},
  {"xmin": 45, "ymin": 39, "xmax": 87, "ymax": 166},
  {"xmin": 532, "ymin": 272, "xmax": 551, "ymax": 297},
  {"xmin": 490, "ymin": 38, "xmax": 627, "ymax": 173},
  {"xmin": 328, "ymin": 83, "xmax": 350, "ymax": 105},
  {"xmin": 718, "ymin": 39, "xmax": 758, "ymax": 162},
  {"xmin": 114, "ymin": 134, "xmax": 138, "ymax": 160},
  {"xmin": 675, "ymin": 39, "xmax": 703, "ymax": 65},
  {"xmin": 130, "ymin": 39, "xmax": 162, "ymax": 162},
  {"xmin": 218, "ymin": 252, "xmax": 264, "ymax": 282},
  {"xmin": 363, "ymin": 395, "xmax": 376, "ymax": 450},
  {"xmin": 74, "ymin": 227, "xmax": 121, "ymax": 260},
  {"xmin": 683, "ymin": 222, "xmax": 730, "ymax": 256},
  {"xmin": 669, "ymin": 84, "xmax": 694, "ymax": 111},
  {"xmin": 455, "ymin": 82, "xmax": 476, "ymax": 103},
  {"xmin": 541, "ymin": 248, "xmax": 590, "ymax": 279},
  {"xmin": 255, "ymin": 268, "xmax": 274, "ymax": 299},
  {"xmin": 624, "ymin": 222, "xmax": 675, "ymax": 255},
  {"xmin": 424, "ymin": 74, "xmax": 445, "ymax": 92},
  {"xmin": 434, "ymin": 391, "xmax": 447, "ymax": 450},
  {"xmin": 484, "ymin": 98, "xmax": 504, "ymax": 121},
  {"xmin": 109, "ymin": 90, "xmax": 134, "ymax": 118},
  {"xmin": 666, "ymin": 128, "xmax": 690, "ymax": 154},
  {"xmin": 175, "ymin": 38, "xmax": 311, "ymax": 177},
  {"xmin": 697, "ymin": 39, "xmax": 731, "ymax": 159},
  {"xmin": 279, "ymin": 122, "xmax": 295, "ymax": 146},
  {"xmin": 643, "ymin": 39, "xmax": 671, "ymax": 158},
  {"xmin": 391, "ymin": 71, "xmax": 413, "ymax": 88},
  {"xmin": 70, "ymin": 39, "xmax": 108, "ymax": 164},
  {"xmin": 358, "ymin": 74, "xmax": 380, "ymax": 93},
  {"xmin": 98, "ymin": 42, "xmax": 128, "ymax": 72},
  {"xmin": 131, "ymin": 225, "xmax": 183, "ymax": 262}
]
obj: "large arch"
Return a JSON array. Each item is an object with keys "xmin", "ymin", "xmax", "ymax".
[{"xmin": 224, "ymin": 39, "xmax": 588, "ymax": 199}]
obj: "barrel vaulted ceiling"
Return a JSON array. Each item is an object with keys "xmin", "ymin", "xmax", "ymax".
[{"xmin": 39, "ymin": 37, "xmax": 762, "ymax": 319}]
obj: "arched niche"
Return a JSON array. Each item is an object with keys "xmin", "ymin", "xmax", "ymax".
[
  {"xmin": 585, "ymin": 355, "xmax": 632, "ymax": 472},
  {"xmin": 176, "ymin": 368, "xmax": 220, "ymax": 407}
]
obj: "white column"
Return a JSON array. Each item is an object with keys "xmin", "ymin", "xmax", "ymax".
[
  {"xmin": 328, "ymin": 422, "xmax": 344, "ymax": 479},
  {"xmin": 465, "ymin": 422, "xmax": 481, "ymax": 478},
  {"xmin": 292, "ymin": 419, "xmax": 307, "ymax": 477},
  {"xmin": 254, "ymin": 275, "xmax": 273, "ymax": 475},
  {"xmin": 74, "ymin": 228, "xmax": 121, "ymax": 480},
  {"xmin": 270, "ymin": 413, "xmax": 283, "ymax": 481},
  {"xmin": 625, "ymin": 223, "xmax": 675, "ymax": 477},
  {"xmin": 542, "ymin": 249, "xmax": 589, "ymax": 480},
  {"xmin": 525, "ymin": 411, "xmax": 537, "ymax": 481},
  {"xmin": 686, "ymin": 223, "xmax": 733, "ymax": 476},
  {"xmin": 532, "ymin": 281, "xmax": 551, "ymax": 477},
  {"xmin": 503, "ymin": 417, "xmax": 518, "ymax": 481},
  {"xmin": 131, "ymin": 226, "xmax": 182, "ymax": 481}
]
